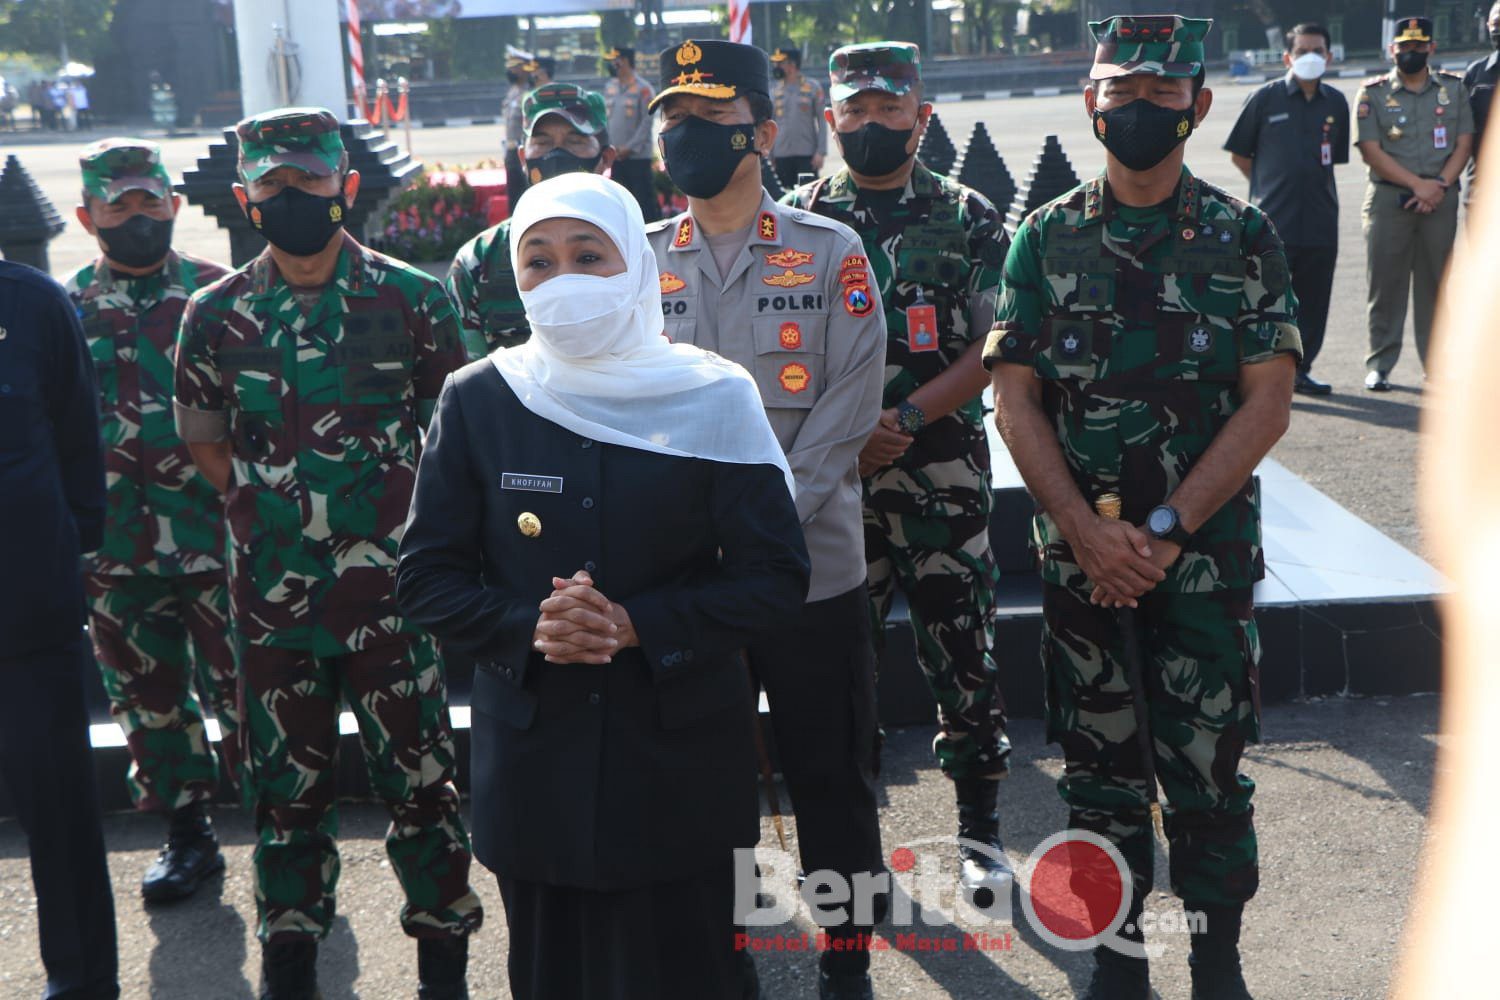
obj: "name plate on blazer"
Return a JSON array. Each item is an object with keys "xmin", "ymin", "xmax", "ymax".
[{"xmin": 501, "ymin": 472, "xmax": 565, "ymax": 493}]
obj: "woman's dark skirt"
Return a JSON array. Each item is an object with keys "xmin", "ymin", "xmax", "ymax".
[{"xmin": 497, "ymin": 861, "xmax": 749, "ymax": 1000}]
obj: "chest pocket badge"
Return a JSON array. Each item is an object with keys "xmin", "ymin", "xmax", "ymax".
[
  {"xmin": 1075, "ymin": 273, "xmax": 1113, "ymax": 309},
  {"xmin": 1188, "ymin": 326, "xmax": 1214, "ymax": 354}
]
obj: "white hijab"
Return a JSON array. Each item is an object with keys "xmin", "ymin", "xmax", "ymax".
[{"xmin": 491, "ymin": 172, "xmax": 793, "ymax": 495}]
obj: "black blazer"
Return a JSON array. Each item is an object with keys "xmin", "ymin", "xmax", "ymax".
[
  {"xmin": 0, "ymin": 262, "xmax": 105, "ymax": 656},
  {"xmin": 396, "ymin": 360, "xmax": 809, "ymax": 890}
]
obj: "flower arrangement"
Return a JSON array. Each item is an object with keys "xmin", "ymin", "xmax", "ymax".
[{"xmin": 370, "ymin": 163, "xmax": 494, "ymax": 262}]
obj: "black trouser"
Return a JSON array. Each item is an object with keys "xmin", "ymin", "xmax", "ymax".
[
  {"xmin": 505, "ymin": 147, "xmax": 529, "ymax": 214},
  {"xmin": 1285, "ymin": 242, "xmax": 1338, "ymax": 373},
  {"xmin": 749, "ymin": 585, "xmax": 885, "ymax": 975},
  {"xmin": 0, "ymin": 637, "xmax": 119, "ymax": 1000},
  {"xmin": 611, "ymin": 158, "xmax": 661, "ymax": 223},
  {"xmin": 774, "ymin": 156, "xmax": 816, "ymax": 192}
]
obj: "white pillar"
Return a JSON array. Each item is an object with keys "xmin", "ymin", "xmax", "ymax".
[{"xmin": 233, "ymin": 0, "xmax": 350, "ymax": 121}]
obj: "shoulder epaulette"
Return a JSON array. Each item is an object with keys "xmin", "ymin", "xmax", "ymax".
[
  {"xmin": 645, "ymin": 216, "xmax": 675, "ymax": 235},
  {"xmin": 1362, "ymin": 74, "xmax": 1389, "ymax": 88}
]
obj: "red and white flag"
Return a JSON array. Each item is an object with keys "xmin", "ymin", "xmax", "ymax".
[
  {"xmin": 728, "ymin": 0, "xmax": 752, "ymax": 45},
  {"xmin": 346, "ymin": 0, "xmax": 367, "ymax": 113}
]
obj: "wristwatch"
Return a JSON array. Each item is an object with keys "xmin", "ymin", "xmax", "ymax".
[
  {"xmin": 895, "ymin": 400, "xmax": 926, "ymax": 435},
  {"xmin": 1146, "ymin": 504, "xmax": 1192, "ymax": 546}
]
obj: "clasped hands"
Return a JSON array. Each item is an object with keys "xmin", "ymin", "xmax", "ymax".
[
  {"xmin": 1402, "ymin": 178, "xmax": 1447, "ymax": 214},
  {"xmin": 859, "ymin": 407, "xmax": 912, "ymax": 478},
  {"xmin": 532, "ymin": 570, "xmax": 638, "ymax": 664},
  {"xmin": 1071, "ymin": 516, "xmax": 1181, "ymax": 610}
]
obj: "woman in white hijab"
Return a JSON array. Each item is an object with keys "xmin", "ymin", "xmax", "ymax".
[{"xmin": 397, "ymin": 172, "xmax": 809, "ymax": 1000}]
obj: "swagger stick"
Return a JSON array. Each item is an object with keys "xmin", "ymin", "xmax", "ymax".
[{"xmin": 1094, "ymin": 493, "xmax": 1166, "ymax": 841}]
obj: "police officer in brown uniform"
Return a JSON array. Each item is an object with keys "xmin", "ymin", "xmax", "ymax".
[
  {"xmin": 646, "ymin": 39, "xmax": 889, "ymax": 1000},
  {"xmin": 1355, "ymin": 15, "xmax": 1474, "ymax": 390}
]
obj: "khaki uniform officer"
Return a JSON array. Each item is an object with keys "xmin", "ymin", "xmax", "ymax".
[
  {"xmin": 1355, "ymin": 15, "xmax": 1473, "ymax": 390},
  {"xmin": 646, "ymin": 38, "xmax": 889, "ymax": 1000}
]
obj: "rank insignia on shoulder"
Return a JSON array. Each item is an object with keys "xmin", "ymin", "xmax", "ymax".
[
  {"xmin": 766, "ymin": 248, "xmax": 814, "ymax": 268},
  {"xmin": 759, "ymin": 212, "xmax": 778, "ymax": 241},
  {"xmin": 844, "ymin": 285, "xmax": 874, "ymax": 317},
  {"xmin": 764, "ymin": 269, "xmax": 815, "ymax": 288},
  {"xmin": 660, "ymin": 271, "xmax": 686, "ymax": 294},
  {"xmin": 779, "ymin": 321, "xmax": 803, "ymax": 350},
  {"xmin": 778, "ymin": 362, "xmax": 811, "ymax": 393},
  {"xmin": 674, "ymin": 218, "xmax": 694, "ymax": 248}
]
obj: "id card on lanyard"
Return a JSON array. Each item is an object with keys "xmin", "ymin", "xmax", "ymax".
[{"xmin": 906, "ymin": 288, "xmax": 939, "ymax": 353}]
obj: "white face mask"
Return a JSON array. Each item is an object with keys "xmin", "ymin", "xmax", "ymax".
[
  {"xmin": 519, "ymin": 270, "xmax": 640, "ymax": 360},
  {"xmin": 1291, "ymin": 52, "xmax": 1327, "ymax": 81}
]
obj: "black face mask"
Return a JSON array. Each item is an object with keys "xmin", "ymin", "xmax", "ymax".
[
  {"xmin": 1090, "ymin": 98, "xmax": 1195, "ymax": 172},
  {"xmin": 659, "ymin": 116, "xmax": 757, "ymax": 199},
  {"xmin": 773, "ymin": 66, "xmax": 786, "ymax": 80},
  {"xmin": 527, "ymin": 147, "xmax": 602, "ymax": 183},
  {"xmin": 1396, "ymin": 49, "xmax": 1429, "ymax": 75},
  {"xmin": 98, "ymin": 213, "xmax": 174, "ymax": 269},
  {"xmin": 836, "ymin": 121, "xmax": 915, "ymax": 177},
  {"xmin": 246, "ymin": 185, "xmax": 347, "ymax": 257}
]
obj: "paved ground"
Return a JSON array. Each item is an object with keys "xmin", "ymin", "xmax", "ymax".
[
  {"xmin": 0, "ymin": 80, "xmax": 1445, "ymax": 997},
  {"xmin": 0, "ymin": 696, "xmax": 1437, "ymax": 999}
]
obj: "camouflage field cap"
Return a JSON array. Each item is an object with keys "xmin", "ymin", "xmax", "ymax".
[
  {"xmin": 79, "ymin": 137, "xmax": 172, "ymax": 202},
  {"xmin": 829, "ymin": 42, "xmax": 922, "ymax": 102},
  {"xmin": 523, "ymin": 83, "xmax": 608, "ymax": 136},
  {"xmin": 1393, "ymin": 16, "xmax": 1433, "ymax": 44},
  {"xmin": 235, "ymin": 107, "xmax": 345, "ymax": 182},
  {"xmin": 1088, "ymin": 14, "xmax": 1212, "ymax": 80},
  {"xmin": 649, "ymin": 39, "xmax": 771, "ymax": 112}
]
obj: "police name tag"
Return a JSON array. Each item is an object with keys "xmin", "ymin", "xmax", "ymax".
[{"xmin": 501, "ymin": 473, "xmax": 564, "ymax": 494}]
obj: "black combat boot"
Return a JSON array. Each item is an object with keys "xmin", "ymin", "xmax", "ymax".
[
  {"xmin": 955, "ymin": 776, "xmax": 1014, "ymax": 908},
  {"xmin": 1081, "ymin": 946, "xmax": 1150, "ymax": 1000},
  {"xmin": 817, "ymin": 969, "xmax": 874, "ymax": 1000},
  {"xmin": 141, "ymin": 801, "xmax": 225, "ymax": 903},
  {"xmin": 1188, "ymin": 903, "xmax": 1254, "ymax": 1000},
  {"xmin": 417, "ymin": 936, "xmax": 469, "ymax": 1000},
  {"xmin": 260, "ymin": 938, "xmax": 319, "ymax": 1000}
]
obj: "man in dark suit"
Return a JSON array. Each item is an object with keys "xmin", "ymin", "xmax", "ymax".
[{"xmin": 0, "ymin": 260, "xmax": 118, "ymax": 1000}]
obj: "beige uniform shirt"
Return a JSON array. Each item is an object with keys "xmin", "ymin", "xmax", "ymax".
[
  {"xmin": 1355, "ymin": 68, "xmax": 1474, "ymax": 182},
  {"xmin": 772, "ymin": 75, "xmax": 828, "ymax": 159},
  {"xmin": 604, "ymin": 75, "xmax": 656, "ymax": 161},
  {"xmin": 647, "ymin": 193, "xmax": 887, "ymax": 602}
]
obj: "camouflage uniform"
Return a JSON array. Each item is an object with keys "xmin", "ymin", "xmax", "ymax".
[
  {"xmin": 172, "ymin": 108, "xmax": 481, "ymax": 944},
  {"xmin": 447, "ymin": 83, "xmax": 611, "ymax": 353},
  {"xmin": 786, "ymin": 125, "xmax": 1011, "ymax": 778},
  {"xmin": 63, "ymin": 139, "xmax": 240, "ymax": 814},
  {"xmin": 985, "ymin": 155, "xmax": 1301, "ymax": 909}
]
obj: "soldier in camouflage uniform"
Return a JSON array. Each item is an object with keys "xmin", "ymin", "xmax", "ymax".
[
  {"xmin": 783, "ymin": 41, "xmax": 1015, "ymax": 903},
  {"xmin": 985, "ymin": 18, "xmax": 1299, "ymax": 1000},
  {"xmin": 171, "ymin": 108, "xmax": 481, "ymax": 999},
  {"xmin": 63, "ymin": 138, "xmax": 240, "ymax": 905},
  {"xmin": 447, "ymin": 83, "xmax": 615, "ymax": 353}
]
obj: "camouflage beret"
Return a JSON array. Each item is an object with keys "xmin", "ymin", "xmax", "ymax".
[
  {"xmin": 523, "ymin": 83, "xmax": 608, "ymax": 136},
  {"xmin": 79, "ymin": 137, "xmax": 172, "ymax": 203},
  {"xmin": 829, "ymin": 42, "xmax": 921, "ymax": 102},
  {"xmin": 1089, "ymin": 15, "xmax": 1212, "ymax": 80},
  {"xmin": 235, "ymin": 107, "xmax": 345, "ymax": 182}
]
